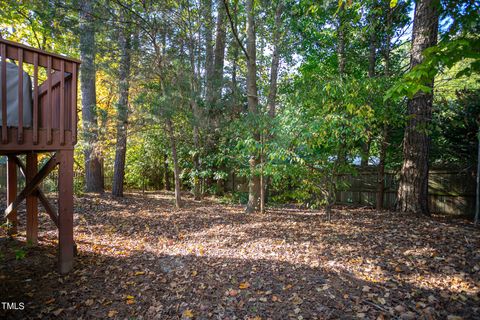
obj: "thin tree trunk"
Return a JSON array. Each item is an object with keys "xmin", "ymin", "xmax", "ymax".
[
  {"xmin": 267, "ymin": 1, "xmax": 283, "ymax": 118},
  {"xmin": 204, "ymin": 0, "xmax": 214, "ymax": 103},
  {"xmin": 166, "ymin": 118, "xmax": 182, "ymax": 208},
  {"xmin": 336, "ymin": 3, "xmax": 347, "ymax": 165},
  {"xmin": 475, "ymin": 124, "xmax": 480, "ymax": 226},
  {"xmin": 245, "ymin": 0, "xmax": 260, "ymax": 213},
  {"xmin": 212, "ymin": 0, "xmax": 227, "ymax": 195},
  {"xmin": 397, "ymin": 0, "xmax": 439, "ymax": 215},
  {"xmin": 230, "ymin": 0, "xmax": 240, "ymax": 116},
  {"xmin": 376, "ymin": 4, "xmax": 393, "ymax": 211},
  {"xmin": 262, "ymin": 0, "xmax": 284, "ymax": 211},
  {"xmin": 164, "ymin": 153, "xmax": 171, "ymax": 191},
  {"xmin": 212, "ymin": 0, "xmax": 226, "ymax": 106},
  {"xmin": 186, "ymin": 6, "xmax": 202, "ymax": 201},
  {"xmin": 362, "ymin": 12, "xmax": 377, "ymax": 168},
  {"xmin": 112, "ymin": 25, "xmax": 132, "ymax": 197},
  {"xmin": 376, "ymin": 126, "xmax": 388, "ymax": 210},
  {"xmin": 79, "ymin": 0, "xmax": 103, "ymax": 193}
]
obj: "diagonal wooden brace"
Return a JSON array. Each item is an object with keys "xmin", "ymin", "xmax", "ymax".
[
  {"xmin": 5, "ymin": 153, "xmax": 59, "ymax": 219},
  {"xmin": 10, "ymin": 155, "xmax": 59, "ymax": 227}
]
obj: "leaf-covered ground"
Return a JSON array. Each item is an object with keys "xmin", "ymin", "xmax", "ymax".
[{"xmin": 1, "ymin": 191, "xmax": 479, "ymax": 319}]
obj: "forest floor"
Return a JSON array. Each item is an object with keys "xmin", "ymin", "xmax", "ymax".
[{"xmin": 1, "ymin": 191, "xmax": 479, "ymax": 320}]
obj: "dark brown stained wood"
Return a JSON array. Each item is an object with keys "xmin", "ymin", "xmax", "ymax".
[
  {"xmin": 7, "ymin": 156, "xmax": 17, "ymax": 234},
  {"xmin": 60, "ymin": 61, "xmax": 65, "ymax": 145},
  {"xmin": 26, "ymin": 153, "xmax": 39, "ymax": 245},
  {"xmin": 47, "ymin": 56, "xmax": 52, "ymax": 144},
  {"xmin": 1, "ymin": 38, "xmax": 80, "ymax": 72},
  {"xmin": 33, "ymin": 52, "xmax": 39, "ymax": 144},
  {"xmin": 1, "ymin": 43, "xmax": 7, "ymax": 143},
  {"xmin": 18, "ymin": 48, "xmax": 24, "ymax": 143},
  {"xmin": 58, "ymin": 150, "xmax": 74, "ymax": 274},
  {"xmin": 0, "ymin": 128, "xmax": 73, "ymax": 152},
  {"xmin": 12, "ymin": 155, "xmax": 59, "ymax": 227},
  {"xmin": 71, "ymin": 63, "xmax": 77, "ymax": 144},
  {"xmin": 0, "ymin": 39, "xmax": 79, "ymax": 273},
  {"xmin": 5, "ymin": 153, "xmax": 59, "ymax": 219},
  {"xmin": 38, "ymin": 71, "xmax": 72, "ymax": 96}
]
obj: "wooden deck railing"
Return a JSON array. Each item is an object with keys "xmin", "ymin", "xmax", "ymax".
[{"xmin": 0, "ymin": 38, "xmax": 80, "ymax": 148}]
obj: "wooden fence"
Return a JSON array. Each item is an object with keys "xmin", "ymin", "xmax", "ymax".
[
  {"xmin": 336, "ymin": 167, "xmax": 476, "ymax": 216},
  {"xmin": 0, "ymin": 159, "xmax": 475, "ymax": 216}
]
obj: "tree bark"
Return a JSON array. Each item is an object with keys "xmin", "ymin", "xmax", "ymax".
[
  {"xmin": 112, "ymin": 25, "xmax": 132, "ymax": 197},
  {"xmin": 164, "ymin": 153, "xmax": 171, "ymax": 191},
  {"xmin": 376, "ymin": 4, "xmax": 393, "ymax": 211},
  {"xmin": 267, "ymin": 1, "xmax": 283, "ymax": 118},
  {"xmin": 245, "ymin": 0, "xmax": 260, "ymax": 213},
  {"xmin": 262, "ymin": 0, "xmax": 284, "ymax": 212},
  {"xmin": 376, "ymin": 125, "xmax": 388, "ymax": 210},
  {"xmin": 166, "ymin": 118, "xmax": 182, "ymax": 208},
  {"xmin": 79, "ymin": 0, "xmax": 103, "ymax": 193},
  {"xmin": 362, "ymin": 11, "xmax": 377, "ymax": 168},
  {"xmin": 186, "ymin": 6, "xmax": 202, "ymax": 201},
  {"xmin": 204, "ymin": 0, "xmax": 214, "ymax": 103},
  {"xmin": 397, "ymin": 0, "xmax": 439, "ymax": 215},
  {"xmin": 212, "ymin": 0, "xmax": 226, "ymax": 106}
]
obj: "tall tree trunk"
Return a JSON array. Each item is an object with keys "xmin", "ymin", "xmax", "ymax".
[
  {"xmin": 245, "ymin": 0, "xmax": 260, "ymax": 213},
  {"xmin": 164, "ymin": 153, "xmax": 171, "ymax": 191},
  {"xmin": 166, "ymin": 118, "xmax": 182, "ymax": 208},
  {"xmin": 336, "ymin": 3, "xmax": 347, "ymax": 165},
  {"xmin": 362, "ymin": 8, "xmax": 377, "ymax": 168},
  {"xmin": 212, "ymin": 0, "xmax": 227, "ymax": 195},
  {"xmin": 212, "ymin": 0, "xmax": 226, "ymax": 106},
  {"xmin": 397, "ymin": 0, "xmax": 439, "ymax": 215},
  {"xmin": 79, "ymin": 0, "xmax": 103, "ymax": 193},
  {"xmin": 187, "ymin": 6, "xmax": 202, "ymax": 201},
  {"xmin": 229, "ymin": 0, "xmax": 241, "ymax": 117},
  {"xmin": 267, "ymin": 1, "xmax": 283, "ymax": 118},
  {"xmin": 262, "ymin": 0, "xmax": 284, "ymax": 212},
  {"xmin": 376, "ymin": 126, "xmax": 388, "ymax": 210},
  {"xmin": 112, "ymin": 26, "xmax": 132, "ymax": 197},
  {"xmin": 204, "ymin": 0, "xmax": 214, "ymax": 103},
  {"xmin": 376, "ymin": 5, "xmax": 393, "ymax": 211}
]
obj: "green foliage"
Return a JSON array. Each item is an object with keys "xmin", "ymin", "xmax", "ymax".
[
  {"xmin": 15, "ymin": 248, "xmax": 27, "ymax": 260},
  {"xmin": 386, "ymin": 36, "xmax": 480, "ymax": 101}
]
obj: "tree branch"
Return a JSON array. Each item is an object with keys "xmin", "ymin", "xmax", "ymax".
[{"xmin": 223, "ymin": 0, "xmax": 249, "ymax": 61}]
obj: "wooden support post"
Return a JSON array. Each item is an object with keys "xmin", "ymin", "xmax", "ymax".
[
  {"xmin": 58, "ymin": 150, "xmax": 74, "ymax": 274},
  {"xmin": 7, "ymin": 156, "xmax": 18, "ymax": 235},
  {"xmin": 26, "ymin": 153, "xmax": 38, "ymax": 245}
]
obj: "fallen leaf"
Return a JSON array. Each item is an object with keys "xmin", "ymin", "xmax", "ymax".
[
  {"xmin": 182, "ymin": 309, "xmax": 194, "ymax": 318},
  {"xmin": 52, "ymin": 309, "xmax": 63, "ymax": 316},
  {"xmin": 108, "ymin": 310, "xmax": 118, "ymax": 318},
  {"xmin": 239, "ymin": 282, "xmax": 250, "ymax": 289}
]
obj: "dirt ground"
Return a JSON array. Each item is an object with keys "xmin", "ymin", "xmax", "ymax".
[{"xmin": 1, "ymin": 191, "xmax": 479, "ymax": 319}]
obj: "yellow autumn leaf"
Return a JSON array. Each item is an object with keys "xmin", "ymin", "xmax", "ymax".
[
  {"xmin": 390, "ymin": 0, "xmax": 398, "ymax": 8},
  {"xmin": 126, "ymin": 295, "xmax": 135, "ymax": 300},
  {"xmin": 239, "ymin": 282, "xmax": 250, "ymax": 289},
  {"xmin": 134, "ymin": 271, "xmax": 145, "ymax": 276},
  {"xmin": 182, "ymin": 309, "xmax": 194, "ymax": 318}
]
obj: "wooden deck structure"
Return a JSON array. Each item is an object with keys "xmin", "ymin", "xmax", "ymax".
[{"xmin": 1, "ymin": 38, "xmax": 80, "ymax": 274}]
